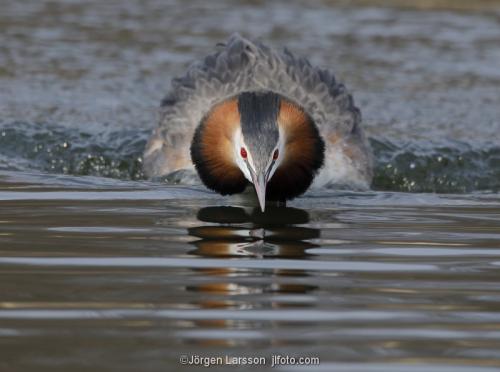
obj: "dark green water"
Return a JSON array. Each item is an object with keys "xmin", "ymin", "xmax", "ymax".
[{"xmin": 1, "ymin": 1, "xmax": 500, "ymax": 371}]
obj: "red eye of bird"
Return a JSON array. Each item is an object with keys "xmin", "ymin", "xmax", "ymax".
[
  {"xmin": 240, "ymin": 147, "xmax": 247, "ymax": 159},
  {"xmin": 273, "ymin": 149, "xmax": 279, "ymax": 160}
]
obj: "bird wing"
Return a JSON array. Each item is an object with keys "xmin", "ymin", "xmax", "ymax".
[{"xmin": 144, "ymin": 33, "xmax": 372, "ymax": 188}]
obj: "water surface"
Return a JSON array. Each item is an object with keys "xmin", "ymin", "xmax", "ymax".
[
  {"xmin": 1, "ymin": 171, "xmax": 500, "ymax": 371},
  {"xmin": 1, "ymin": 0, "xmax": 500, "ymax": 371}
]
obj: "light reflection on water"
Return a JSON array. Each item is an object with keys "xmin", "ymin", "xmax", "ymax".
[
  {"xmin": 1, "ymin": 0, "xmax": 500, "ymax": 370},
  {"xmin": 1, "ymin": 172, "xmax": 500, "ymax": 371}
]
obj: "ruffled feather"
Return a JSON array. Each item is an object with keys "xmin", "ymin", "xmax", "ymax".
[{"xmin": 144, "ymin": 33, "xmax": 372, "ymax": 188}]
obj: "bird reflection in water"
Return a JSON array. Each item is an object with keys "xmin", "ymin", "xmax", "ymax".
[
  {"xmin": 189, "ymin": 206, "xmax": 319, "ymax": 259},
  {"xmin": 180, "ymin": 206, "xmax": 320, "ymax": 346}
]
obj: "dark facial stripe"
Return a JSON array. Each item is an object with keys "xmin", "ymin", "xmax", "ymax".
[
  {"xmin": 237, "ymin": 91, "xmax": 280, "ymax": 172},
  {"xmin": 238, "ymin": 91, "xmax": 280, "ymax": 133}
]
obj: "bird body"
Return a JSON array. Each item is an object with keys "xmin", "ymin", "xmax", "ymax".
[{"xmin": 144, "ymin": 34, "xmax": 373, "ymax": 210}]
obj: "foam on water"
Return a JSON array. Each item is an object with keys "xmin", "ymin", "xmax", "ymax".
[{"xmin": 1, "ymin": 122, "xmax": 499, "ymax": 193}]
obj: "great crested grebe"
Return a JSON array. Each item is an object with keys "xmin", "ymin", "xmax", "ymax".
[{"xmin": 144, "ymin": 34, "xmax": 373, "ymax": 211}]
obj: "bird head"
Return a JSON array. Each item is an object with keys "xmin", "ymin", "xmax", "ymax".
[
  {"xmin": 233, "ymin": 92, "xmax": 284, "ymax": 212},
  {"xmin": 191, "ymin": 91, "xmax": 324, "ymax": 212}
]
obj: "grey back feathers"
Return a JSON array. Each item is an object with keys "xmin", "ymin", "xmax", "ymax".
[
  {"xmin": 238, "ymin": 92, "xmax": 280, "ymax": 172},
  {"xmin": 144, "ymin": 33, "xmax": 372, "ymax": 188}
]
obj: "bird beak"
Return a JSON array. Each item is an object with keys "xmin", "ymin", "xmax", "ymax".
[{"xmin": 252, "ymin": 172, "xmax": 267, "ymax": 212}]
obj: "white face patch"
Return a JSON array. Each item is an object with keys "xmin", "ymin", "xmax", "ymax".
[
  {"xmin": 233, "ymin": 127, "xmax": 285, "ymax": 184},
  {"xmin": 265, "ymin": 127, "xmax": 285, "ymax": 182},
  {"xmin": 233, "ymin": 129, "xmax": 256, "ymax": 183}
]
